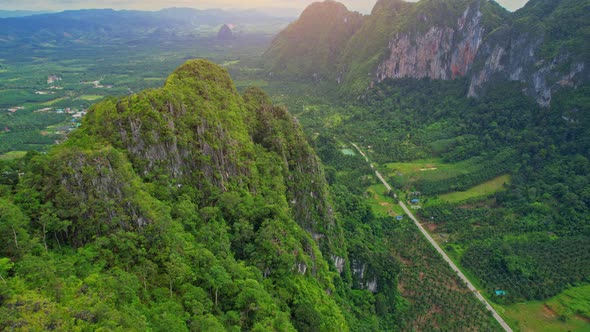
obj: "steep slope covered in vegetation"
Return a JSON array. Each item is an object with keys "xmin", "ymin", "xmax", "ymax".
[
  {"xmin": 0, "ymin": 60, "xmax": 349, "ymax": 331},
  {"xmin": 262, "ymin": 0, "xmax": 364, "ymax": 80},
  {"xmin": 264, "ymin": 0, "xmax": 589, "ymax": 105}
]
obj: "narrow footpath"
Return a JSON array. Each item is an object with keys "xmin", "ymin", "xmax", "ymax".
[{"xmin": 351, "ymin": 143, "xmax": 513, "ymax": 332}]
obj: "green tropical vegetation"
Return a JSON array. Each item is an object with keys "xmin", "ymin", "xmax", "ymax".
[
  {"xmin": 502, "ymin": 284, "xmax": 590, "ymax": 331},
  {"xmin": 263, "ymin": 0, "xmax": 364, "ymax": 80},
  {"xmin": 256, "ymin": 0, "xmax": 590, "ymax": 326},
  {"xmin": 0, "ymin": 60, "xmax": 350, "ymax": 331},
  {"xmin": 0, "ymin": 8, "xmax": 290, "ymax": 155},
  {"xmin": 295, "ymin": 75, "xmax": 590, "ymax": 323},
  {"xmin": 1, "ymin": 0, "xmax": 590, "ymax": 331}
]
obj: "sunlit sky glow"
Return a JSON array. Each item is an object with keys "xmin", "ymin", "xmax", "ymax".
[{"xmin": 0, "ymin": 0, "xmax": 530, "ymax": 14}]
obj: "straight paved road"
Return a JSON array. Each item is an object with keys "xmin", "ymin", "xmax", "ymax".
[{"xmin": 351, "ymin": 143, "xmax": 513, "ymax": 332}]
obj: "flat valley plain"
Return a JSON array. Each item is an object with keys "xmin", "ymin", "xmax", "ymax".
[{"xmin": 0, "ymin": 27, "xmax": 275, "ymax": 155}]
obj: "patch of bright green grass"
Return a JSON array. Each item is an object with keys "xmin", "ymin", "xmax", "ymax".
[
  {"xmin": 77, "ymin": 95, "xmax": 104, "ymax": 101},
  {"xmin": 437, "ymin": 175, "xmax": 511, "ymax": 203},
  {"xmin": 222, "ymin": 60, "xmax": 240, "ymax": 67},
  {"xmin": 546, "ymin": 284, "xmax": 590, "ymax": 320},
  {"xmin": 501, "ymin": 286, "xmax": 590, "ymax": 332},
  {"xmin": 0, "ymin": 151, "xmax": 27, "ymax": 160},
  {"xmin": 365, "ymin": 184, "xmax": 405, "ymax": 217},
  {"xmin": 341, "ymin": 148, "xmax": 356, "ymax": 156},
  {"xmin": 386, "ymin": 157, "xmax": 485, "ymax": 182},
  {"xmin": 40, "ymin": 97, "xmax": 68, "ymax": 106}
]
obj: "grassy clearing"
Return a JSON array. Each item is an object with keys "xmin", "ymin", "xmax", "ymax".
[
  {"xmin": 77, "ymin": 95, "xmax": 104, "ymax": 101},
  {"xmin": 0, "ymin": 151, "xmax": 27, "ymax": 160},
  {"xmin": 365, "ymin": 184, "xmax": 405, "ymax": 217},
  {"xmin": 546, "ymin": 284, "xmax": 590, "ymax": 320},
  {"xmin": 386, "ymin": 157, "xmax": 484, "ymax": 182},
  {"xmin": 40, "ymin": 97, "xmax": 68, "ymax": 106},
  {"xmin": 436, "ymin": 175, "xmax": 511, "ymax": 203},
  {"xmin": 341, "ymin": 148, "xmax": 356, "ymax": 156},
  {"xmin": 502, "ymin": 290, "xmax": 590, "ymax": 332},
  {"xmin": 222, "ymin": 60, "xmax": 240, "ymax": 67}
]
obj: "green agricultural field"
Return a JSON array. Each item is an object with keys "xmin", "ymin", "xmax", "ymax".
[
  {"xmin": 142, "ymin": 78, "xmax": 164, "ymax": 82},
  {"xmin": 341, "ymin": 148, "xmax": 356, "ymax": 156},
  {"xmin": 77, "ymin": 95, "xmax": 104, "ymax": 101},
  {"xmin": 436, "ymin": 174, "xmax": 511, "ymax": 203},
  {"xmin": 502, "ymin": 287, "xmax": 590, "ymax": 332},
  {"xmin": 546, "ymin": 284, "xmax": 590, "ymax": 320},
  {"xmin": 40, "ymin": 97, "xmax": 69, "ymax": 106},
  {"xmin": 386, "ymin": 157, "xmax": 484, "ymax": 182},
  {"xmin": 365, "ymin": 183, "xmax": 405, "ymax": 217},
  {"xmin": 0, "ymin": 151, "xmax": 27, "ymax": 160}
]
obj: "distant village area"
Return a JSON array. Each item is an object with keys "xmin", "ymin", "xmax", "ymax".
[{"xmin": 3, "ymin": 75, "xmax": 97, "ymax": 136}]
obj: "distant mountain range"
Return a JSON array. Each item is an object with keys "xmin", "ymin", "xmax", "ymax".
[
  {"xmin": 0, "ymin": 8, "xmax": 295, "ymax": 49},
  {"xmin": 0, "ymin": 10, "xmax": 54, "ymax": 18}
]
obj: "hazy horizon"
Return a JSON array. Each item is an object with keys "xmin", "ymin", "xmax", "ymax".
[{"xmin": 0, "ymin": 0, "xmax": 529, "ymax": 14}]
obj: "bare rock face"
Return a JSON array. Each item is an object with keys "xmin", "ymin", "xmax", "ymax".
[
  {"xmin": 377, "ymin": 4, "xmax": 484, "ymax": 82},
  {"xmin": 468, "ymin": 28, "xmax": 588, "ymax": 107},
  {"xmin": 377, "ymin": 26, "xmax": 455, "ymax": 81},
  {"xmin": 372, "ymin": 0, "xmax": 588, "ymax": 107},
  {"xmin": 351, "ymin": 259, "xmax": 379, "ymax": 293}
]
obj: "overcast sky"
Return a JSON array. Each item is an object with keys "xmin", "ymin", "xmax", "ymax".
[{"xmin": 0, "ymin": 0, "xmax": 530, "ymax": 13}]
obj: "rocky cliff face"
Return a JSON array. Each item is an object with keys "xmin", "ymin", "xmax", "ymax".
[
  {"xmin": 468, "ymin": 23, "xmax": 587, "ymax": 106},
  {"xmin": 374, "ymin": 0, "xmax": 589, "ymax": 106},
  {"xmin": 243, "ymin": 87, "xmax": 344, "ymax": 257},
  {"xmin": 377, "ymin": 2, "xmax": 484, "ymax": 81},
  {"xmin": 268, "ymin": 0, "xmax": 589, "ymax": 106}
]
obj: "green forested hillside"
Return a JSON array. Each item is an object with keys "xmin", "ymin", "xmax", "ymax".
[
  {"xmin": 0, "ymin": 60, "xmax": 349, "ymax": 331},
  {"xmin": 0, "ymin": 59, "xmax": 506, "ymax": 331},
  {"xmin": 262, "ymin": 0, "xmax": 364, "ymax": 80},
  {"xmin": 2, "ymin": 0, "xmax": 589, "ymax": 331}
]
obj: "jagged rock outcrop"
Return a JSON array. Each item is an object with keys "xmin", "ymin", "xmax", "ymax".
[
  {"xmin": 374, "ymin": 0, "xmax": 589, "ymax": 106},
  {"xmin": 468, "ymin": 0, "xmax": 589, "ymax": 106},
  {"xmin": 243, "ymin": 87, "xmax": 344, "ymax": 256},
  {"xmin": 217, "ymin": 24, "xmax": 233, "ymax": 40},
  {"xmin": 351, "ymin": 260, "xmax": 379, "ymax": 293},
  {"xmin": 26, "ymin": 60, "xmax": 347, "ymax": 263},
  {"xmin": 266, "ymin": 0, "xmax": 589, "ymax": 106},
  {"xmin": 377, "ymin": 2, "xmax": 484, "ymax": 81}
]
